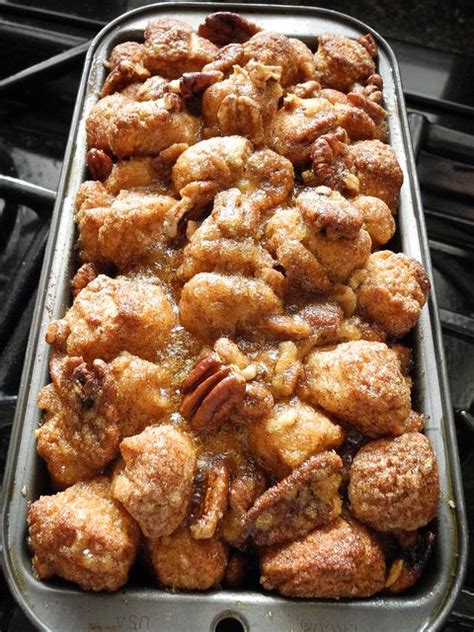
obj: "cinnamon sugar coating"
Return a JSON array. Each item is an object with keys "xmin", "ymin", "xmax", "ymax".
[
  {"xmin": 111, "ymin": 425, "xmax": 196, "ymax": 538},
  {"xmin": 31, "ymin": 13, "xmax": 437, "ymax": 599},
  {"xmin": 260, "ymin": 514, "xmax": 385, "ymax": 598},
  {"xmin": 348, "ymin": 432, "xmax": 439, "ymax": 532},
  {"xmin": 148, "ymin": 528, "xmax": 228, "ymax": 590},
  {"xmin": 28, "ymin": 477, "xmax": 140, "ymax": 591},
  {"xmin": 46, "ymin": 275, "xmax": 175, "ymax": 363}
]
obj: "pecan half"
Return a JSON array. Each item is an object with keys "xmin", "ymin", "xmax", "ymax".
[
  {"xmin": 198, "ymin": 12, "xmax": 261, "ymax": 46},
  {"xmin": 357, "ymin": 33, "xmax": 378, "ymax": 58},
  {"xmin": 169, "ymin": 70, "xmax": 223, "ymax": 97},
  {"xmin": 87, "ymin": 148, "xmax": 113, "ymax": 182},
  {"xmin": 244, "ymin": 451, "xmax": 343, "ymax": 547},
  {"xmin": 180, "ymin": 352, "xmax": 246, "ymax": 432},
  {"xmin": 350, "ymin": 73, "xmax": 384, "ymax": 105},
  {"xmin": 190, "ymin": 458, "xmax": 230, "ymax": 539}
]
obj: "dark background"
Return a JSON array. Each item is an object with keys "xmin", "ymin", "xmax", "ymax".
[{"xmin": 2, "ymin": 0, "xmax": 474, "ymax": 56}]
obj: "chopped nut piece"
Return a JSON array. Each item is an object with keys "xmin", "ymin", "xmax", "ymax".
[
  {"xmin": 260, "ymin": 315, "xmax": 312, "ymax": 340},
  {"xmin": 71, "ymin": 263, "xmax": 101, "ymax": 297},
  {"xmin": 347, "ymin": 92, "xmax": 387, "ymax": 125},
  {"xmin": 385, "ymin": 559, "xmax": 404, "ymax": 588},
  {"xmin": 214, "ymin": 337, "xmax": 250, "ymax": 370},
  {"xmin": 357, "ymin": 34, "xmax": 378, "ymax": 58},
  {"xmin": 240, "ymin": 382, "xmax": 274, "ymax": 420},
  {"xmin": 311, "ymin": 129, "xmax": 358, "ymax": 196}
]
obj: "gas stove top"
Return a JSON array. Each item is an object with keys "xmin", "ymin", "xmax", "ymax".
[{"xmin": 0, "ymin": 2, "xmax": 473, "ymax": 630}]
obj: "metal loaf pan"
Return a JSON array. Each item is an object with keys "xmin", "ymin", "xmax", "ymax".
[{"xmin": 0, "ymin": 3, "xmax": 468, "ymax": 631}]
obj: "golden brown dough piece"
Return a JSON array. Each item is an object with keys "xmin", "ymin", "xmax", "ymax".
[
  {"xmin": 243, "ymin": 32, "xmax": 315, "ymax": 87},
  {"xmin": 36, "ymin": 353, "xmax": 120, "ymax": 488},
  {"xmin": 265, "ymin": 187, "xmax": 371, "ymax": 292},
  {"xmin": 148, "ymin": 528, "xmax": 228, "ymax": 590},
  {"xmin": 76, "ymin": 187, "xmax": 176, "ymax": 269},
  {"xmin": 101, "ymin": 157, "xmax": 169, "ymax": 196},
  {"xmin": 111, "ymin": 425, "xmax": 196, "ymax": 539},
  {"xmin": 178, "ymin": 188, "xmax": 274, "ymax": 281},
  {"xmin": 248, "ymin": 399, "xmax": 345, "ymax": 479},
  {"xmin": 86, "ymin": 93, "xmax": 201, "ymax": 158},
  {"xmin": 301, "ymin": 340, "xmax": 413, "ymax": 437},
  {"xmin": 260, "ymin": 514, "xmax": 386, "ymax": 597},
  {"xmin": 167, "ymin": 135, "xmax": 294, "ymax": 237},
  {"xmin": 354, "ymin": 251, "xmax": 430, "ymax": 337},
  {"xmin": 179, "ymin": 272, "xmax": 283, "ymax": 342},
  {"xmin": 46, "ymin": 275, "xmax": 176, "ymax": 363},
  {"xmin": 101, "ymin": 41, "xmax": 150, "ymax": 97},
  {"xmin": 202, "ymin": 62, "xmax": 283, "ymax": 144},
  {"xmin": 172, "ymin": 135, "xmax": 252, "ymax": 201},
  {"xmin": 27, "ymin": 477, "xmax": 140, "ymax": 591},
  {"xmin": 349, "ymin": 139, "xmax": 404, "ymax": 210},
  {"xmin": 76, "ymin": 180, "xmax": 114, "ymax": 212},
  {"xmin": 352, "ymin": 195, "xmax": 395, "ymax": 249},
  {"xmin": 239, "ymin": 147, "xmax": 295, "ymax": 210},
  {"xmin": 245, "ymin": 451, "xmax": 342, "ymax": 547},
  {"xmin": 143, "ymin": 18, "xmax": 218, "ymax": 78},
  {"xmin": 314, "ymin": 33, "xmax": 377, "ymax": 92},
  {"xmin": 348, "ymin": 433, "xmax": 439, "ymax": 532},
  {"xmin": 110, "ymin": 352, "xmax": 173, "ymax": 437},
  {"xmin": 271, "ymin": 95, "xmax": 337, "ymax": 166},
  {"xmin": 271, "ymin": 92, "xmax": 386, "ymax": 167}
]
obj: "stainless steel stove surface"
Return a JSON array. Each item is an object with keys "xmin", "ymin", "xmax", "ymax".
[{"xmin": 0, "ymin": 1, "xmax": 473, "ymax": 630}]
